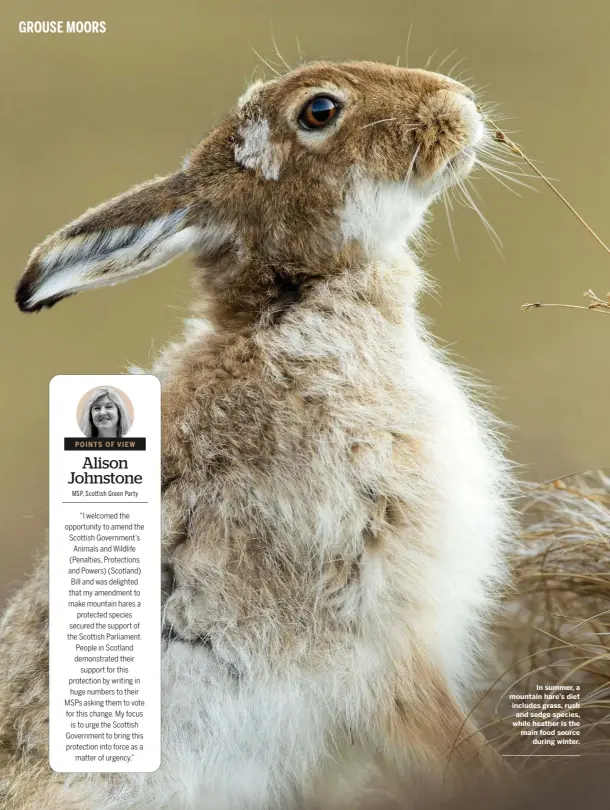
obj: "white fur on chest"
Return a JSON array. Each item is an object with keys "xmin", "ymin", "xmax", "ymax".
[
  {"xmin": 122, "ymin": 260, "xmax": 512, "ymax": 809},
  {"xmin": 396, "ymin": 335, "xmax": 510, "ymax": 696},
  {"xmin": 90, "ymin": 640, "xmax": 382, "ymax": 810}
]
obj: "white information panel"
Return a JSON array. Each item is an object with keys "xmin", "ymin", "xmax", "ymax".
[{"xmin": 48, "ymin": 375, "xmax": 161, "ymax": 773}]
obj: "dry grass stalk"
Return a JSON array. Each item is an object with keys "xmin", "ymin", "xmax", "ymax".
[
  {"xmin": 473, "ymin": 472, "xmax": 610, "ymax": 772},
  {"xmin": 485, "ymin": 118, "xmax": 610, "ymax": 315},
  {"xmin": 522, "ymin": 289, "xmax": 610, "ymax": 315}
]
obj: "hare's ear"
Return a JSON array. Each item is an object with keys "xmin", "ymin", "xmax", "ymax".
[{"xmin": 16, "ymin": 172, "xmax": 226, "ymax": 312}]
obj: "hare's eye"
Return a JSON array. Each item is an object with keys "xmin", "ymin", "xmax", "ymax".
[{"xmin": 299, "ymin": 96, "xmax": 340, "ymax": 130}]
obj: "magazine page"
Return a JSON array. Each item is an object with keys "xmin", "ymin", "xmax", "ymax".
[{"xmin": 1, "ymin": 2, "xmax": 608, "ymax": 808}]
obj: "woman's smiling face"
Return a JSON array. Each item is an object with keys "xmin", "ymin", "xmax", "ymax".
[{"xmin": 91, "ymin": 394, "xmax": 119, "ymax": 432}]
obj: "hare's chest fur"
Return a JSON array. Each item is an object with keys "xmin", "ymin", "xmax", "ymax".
[{"xmin": 138, "ymin": 279, "xmax": 510, "ymax": 808}]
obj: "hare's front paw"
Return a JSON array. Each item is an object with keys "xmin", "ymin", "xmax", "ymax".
[{"xmin": 162, "ymin": 585, "xmax": 211, "ymax": 645}]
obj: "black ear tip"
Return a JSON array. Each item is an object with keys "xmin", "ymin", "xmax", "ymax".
[
  {"xmin": 15, "ymin": 278, "xmax": 36, "ymax": 312},
  {"xmin": 42, "ymin": 292, "xmax": 74, "ymax": 310},
  {"xmin": 15, "ymin": 278, "xmax": 72, "ymax": 313}
]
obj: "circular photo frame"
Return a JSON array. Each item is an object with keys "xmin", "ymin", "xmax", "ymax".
[{"xmin": 76, "ymin": 386, "xmax": 135, "ymax": 439}]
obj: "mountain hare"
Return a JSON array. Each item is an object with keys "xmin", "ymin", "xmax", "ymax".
[{"xmin": 3, "ymin": 60, "xmax": 514, "ymax": 809}]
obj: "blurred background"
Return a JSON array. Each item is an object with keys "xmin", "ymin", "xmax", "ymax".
[{"xmin": 1, "ymin": 0, "xmax": 609, "ymax": 607}]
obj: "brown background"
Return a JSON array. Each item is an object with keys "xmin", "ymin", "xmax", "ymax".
[{"xmin": 1, "ymin": 0, "xmax": 609, "ymax": 607}]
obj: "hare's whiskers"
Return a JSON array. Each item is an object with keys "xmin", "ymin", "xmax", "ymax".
[
  {"xmin": 442, "ymin": 190, "xmax": 460, "ymax": 259},
  {"xmin": 295, "ymin": 35, "xmax": 304, "ymax": 62},
  {"xmin": 269, "ymin": 27, "xmax": 292, "ymax": 71},
  {"xmin": 451, "ymin": 167, "xmax": 503, "ymax": 253},
  {"xmin": 487, "ymin": 115, "xmax": 610, "ymax": 258},
  {"xmin": 435, "ymin": 49, "xmax": 458, "ymax": 74},
  {"xmin": 473, "ymin": 159, "xmax": 533, "ymax": 195},
  {"xmin": 360, "ymin": 117, "xmax": 400, "ymax": 130},
  {"xmin": 248, "ymin": 44, "xmax": 282, "ymax": 77},
  {"xmin": 424, "ymin": 48, "xmax": 438, "ymax": 70},
  {"xmin": 404, "ymin": 22, "xmax": 414, "ymax": 67},
  {"xmin": 465, "ymin": 176, "xmax": 485, "ymax": 203},
  {"xmin": 446, "ymin": 56, "xmax": 467, "ymax": 79},
  {"xmin": 403, "ymin": 143, "xmax": 421, "ymax": 194},
  {"xmin": 452, "ymin": 68, "xmax": 474, "ymax": 85}
]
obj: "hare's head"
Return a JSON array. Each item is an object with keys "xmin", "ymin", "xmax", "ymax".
[{"xmin": 16, "ymin": 60, "xmax": 483, "ymax": 314}]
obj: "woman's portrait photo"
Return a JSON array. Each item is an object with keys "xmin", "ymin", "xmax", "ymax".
[{"xmin": 76, "ymin": 386, "xmax": 134, "ymax": 439}]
